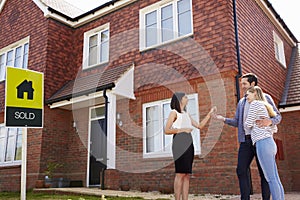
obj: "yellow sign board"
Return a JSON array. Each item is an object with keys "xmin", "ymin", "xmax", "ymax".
[{"xmin": 5, "ymin": 67, "xmax": 44, "ymax": 127}]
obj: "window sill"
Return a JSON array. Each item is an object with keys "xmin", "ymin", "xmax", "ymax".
[
  {"xmin": 276, "ymin": 59, "xmax": 287, "ymax": 69},
  {"xmin": 140, "ymin": 33, "xmax": 194, "ymax": 53},
  {"xmin": 82, "ymin": 61, "xmax": 109, "ymax": 71},
  {"xmin": 0, "ymin": 162, "xmax": 21, "ymax": 169}
]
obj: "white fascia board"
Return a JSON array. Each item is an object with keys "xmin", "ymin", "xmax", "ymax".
[
  {"xmin": 113, "ymin": 64, "xmax": 136, "ymax": 100},
  {"xmin": 279, "ymin": 106, "xmax": 300, "ymax": 113}
]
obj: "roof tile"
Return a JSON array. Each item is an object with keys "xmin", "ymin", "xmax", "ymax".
[
  {"xmin": 47, "ymin": 63, "xmax": 133, "ymax": 104},
  {"xmin": 41, "ymin": 0, "xmax": 85, "ymax": 18},
  {"xmin": 280, "ymin": 45, "xmax": 300, "ymax": 107}
]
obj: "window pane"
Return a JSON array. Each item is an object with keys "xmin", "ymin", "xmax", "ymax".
[
  {"xmin": 178, "ymin": 0, "xmax": 192, "ymax": 36},
  {"xmin": 15, "ymin": 129, "xmax": 22, "ymax": 161},
  {"xmin": 146, "ymin": 11, "xmax": 157, "ymax": 47},
  {"xmin": 161, "ymin": 4, "xmax": 174, "ymax": 42},
  {"xmin": 0, "ymin": 54, "xmax": 5, "ymax": 80},
  {"xmin": 146, "ymin": 10, "xmax": 157, "ymax": 25},
  {"xmin": 0, "ymin": 138, "xmax": 5, "ymax": 162},
  {"xmin": 100, "ymin": 41, "xmax": 108, "ymax": 62},
  {"xmin": 14, "ymin": 46, "xmax": 22, "ymax": 68},
  {"xmin": 100, "ymin": 30, "xmax": 109, "ymax": 63},
  {"xmin": 187, "ymin": 99, "xmax": 196, "ymax": 116},
  {"xmin": 178, "ymin": 0, "xmax": 190, "ymax": 13},
  {"xmin": 187, "ymin": 97, "xmax": 200, "ymax": 152},
  {"xmin": 163, "ymin": 103, "xmax": 172, "ymax": 151},
  {"xmin": 0, "ymin": 127, "xmax": 6, "ymax": 162},
  {"xmin": 101, "ymin": 30, "xmax": 109, "ymax": 42},
  {"xmin": 23, "ymin": 43, "xmax": 29, "ymax": 69},
  {"xmin": 88, "ymin": 35, "xmax": 98, "ymax": 66},
  {"xmin": 146, "ymin": 106, "xmax": 161, "ymax": 153},
  {"xmin": 5, "ymin": 129, "xmax": 17, "ymax": 162},
  {"xmin": 91, "ymin": 107, "xmax": 105, "ymax": 119},
  {"xmin": 6, "ymin": 50, "xmax": 13, "ymax": 66}
]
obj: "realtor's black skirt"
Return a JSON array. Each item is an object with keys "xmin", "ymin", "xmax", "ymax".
[{"xmin": 172, "ymin": 132, "xmax": 194, "ymax": 174}]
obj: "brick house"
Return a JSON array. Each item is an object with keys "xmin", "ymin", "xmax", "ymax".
[{"xmin": 0, "ymin": 0, "xmax": 299, "ymax": 195}]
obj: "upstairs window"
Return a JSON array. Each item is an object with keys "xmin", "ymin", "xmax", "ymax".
[
  {"xmin": 273, "ymin": 32, "xmax": 286, "ymax": 67},
  {"xmin": 83, "ymin": 24, "xmax": 109, "ymax": 69},
  {"xmin": 0, "ymin": 125, "xmax": 22, "ymax": 166},
  {"xmin": 140, "ymin": 0, "xmax": 193, "ymax": 50},
  {"xmin": 143, "ymin": 93, "xmax": 200, "ymax": 158},
  {"xmin": 0, "ymin": 38, "xmax": 29, "ymax": 81}
]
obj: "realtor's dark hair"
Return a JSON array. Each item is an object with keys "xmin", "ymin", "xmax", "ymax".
[
  {"xmin": 242, "ymin": 73, "xmax": 258, "ymax": 86},
  {"xmin": 170, "ymin": 92, "xmax": 186, "ymax": 113}
]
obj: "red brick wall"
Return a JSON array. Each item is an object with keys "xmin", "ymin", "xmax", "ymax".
[
  {"xmin": 279, "ymin": 111, "xmax": 300, "ymax": 191},
  {"xmin": 237, "ymin": 0, "xmax": 294, "ymax": 103}
]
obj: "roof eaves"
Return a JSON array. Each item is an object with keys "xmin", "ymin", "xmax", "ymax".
[
  {"xmin": 47, "ymin": 6, "xmax": 74, "ymax": 22},
  {"xmin": 264, "ymin": 0, "xmax": 298, "ymax": 43},
  {"xmin": 45, "ymin": 0, "xmax": 121, "ymax": 22},
  {"xmin": 73, "ymin": 0, "xmax": 120, "ymax": 21}
]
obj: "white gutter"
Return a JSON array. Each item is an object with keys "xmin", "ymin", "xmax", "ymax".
[{"xmin": 279, "ymin": 106, "xmax": 300, "ymax": 113}]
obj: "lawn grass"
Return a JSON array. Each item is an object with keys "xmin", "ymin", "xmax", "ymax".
[{"xmin": 0, "ymin": 191, "xmax": 145, "ymax": 200}]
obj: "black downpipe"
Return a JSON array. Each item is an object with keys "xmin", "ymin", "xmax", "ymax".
[
  {"xmin": 233, "ymin": 0, "xmax": 242, "ymax": 102},
  {"xmin": 233, "ymin": 1, "xmax": 253, "ymax": 194},
  {"xmin": 101, "ymin": 89, "xmax": 109, "ymax": 190}
]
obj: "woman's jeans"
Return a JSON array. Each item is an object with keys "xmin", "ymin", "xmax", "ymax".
[{"xmin": 256, "ymin": 137, "xmax": 285, "ymax": 200}]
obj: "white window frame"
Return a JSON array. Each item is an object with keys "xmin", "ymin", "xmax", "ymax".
[
  {"xmin": 83, "ymin": 23, "xmax": 110, "ymax": 69},
  {"xmin": 0, "ymin": 37, "xmax": 29, "ymax": 81},
  {"xmin": 142, "ymin": 93, "xmax": 200, "ymax": 158},
  {"xmin": 0, "ymin": 124, "xmax": 22, "ymax": 167},
  {"xmin": 273, "ymin": 31, "xmax": 286, "ymax": 68},
  {"xmin": 139, "ymin": 0, "xmax": 193, "ymax": 51}
]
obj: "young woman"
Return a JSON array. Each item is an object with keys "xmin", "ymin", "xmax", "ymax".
[
  {"xmin": 245, "ymin": 86, "xmax": 284, "ymax": 200},
  {"xmin": 165, "ymin": 92, "xmax": 215, "ymax": 200}
]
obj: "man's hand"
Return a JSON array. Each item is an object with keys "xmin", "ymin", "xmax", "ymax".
[
  {"xmin": 213, "ymin": 114, "xmax": 225, "ymax": 122},
  {"xmin": 256, "ymin": 117, "xmax": 272, "ymax": 127}
]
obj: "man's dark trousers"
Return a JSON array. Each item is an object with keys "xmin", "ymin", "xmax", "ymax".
[{"xmin": 236, "ymin": 137, "xmax": 270, "ymax": 200}]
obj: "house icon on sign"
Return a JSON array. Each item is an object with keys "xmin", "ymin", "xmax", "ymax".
[{"xmin": 17, "ymin": 80, "xmax": 34, "ymax": 100}]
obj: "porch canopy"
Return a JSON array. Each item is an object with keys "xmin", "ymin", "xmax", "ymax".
[{"xmin": 46, "ymin": 63, "xmax": 135, "ymax": 110}]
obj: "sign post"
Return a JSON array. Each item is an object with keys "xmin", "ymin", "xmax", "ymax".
[{"xmin": 5, "ymin": 67, "xmax": 44, "ymax": 200}]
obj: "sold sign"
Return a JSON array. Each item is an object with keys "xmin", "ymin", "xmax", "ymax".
[{"xmin": 5, "ymin": 67, "xmax": 44, "ymax": 128}]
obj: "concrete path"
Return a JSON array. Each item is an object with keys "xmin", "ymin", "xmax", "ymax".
[{"xmin": 33, "ymin": 188, "xmax": 300, "ymax": 199}]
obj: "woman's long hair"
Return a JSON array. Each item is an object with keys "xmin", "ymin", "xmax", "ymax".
[
  {"xmin": 170, "ymin": 92, "xmax": 186, "ymax": 113},
  {"xmin": 247, "ymin": 86, "xmax": 276, "ymax": 117}
]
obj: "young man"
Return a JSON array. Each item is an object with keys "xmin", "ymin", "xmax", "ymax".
[{"xmin": 214, "ymin": 73, "xmax": 281, "ymax": 200}]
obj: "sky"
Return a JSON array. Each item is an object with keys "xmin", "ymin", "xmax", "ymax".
[{"xmin": 65, "ymin": 0, "xmax": 300, "ymax": 41}]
